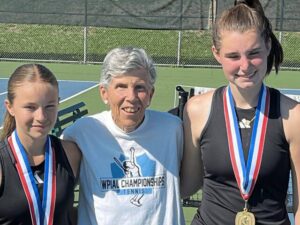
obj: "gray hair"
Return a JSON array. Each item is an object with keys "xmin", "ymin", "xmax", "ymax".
[{"xmin": 100, "ymin": 47, "xmax": 157, "ymax": 87}]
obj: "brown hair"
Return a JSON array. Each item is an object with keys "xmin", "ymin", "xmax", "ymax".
[
  {"xmin": 212, "ymin": 0, "xmax": 283, "ymax": 74},
  {"xmin": 1, "ymin": 64, "xmax": 58, "ymax": 140}
]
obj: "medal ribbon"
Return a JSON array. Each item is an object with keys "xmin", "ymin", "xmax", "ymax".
[
  {"xmin": 223, "ymin": 85, "xmax": 270, "ymax": 200},
  {"xmin": 8, "ymin": 130, "xmax": 56, "ymax": 225}
]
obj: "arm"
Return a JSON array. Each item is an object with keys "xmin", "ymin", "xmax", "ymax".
[
  {"xmin": 180, "ymin": 91, "xmax": 213, "ymax": 198},
  {"xmin": 61, "ymin": 140, "xmax": 82, "ymax": 180},
  {"xmin": 281, "ymin": 96, "xmax": 300, "ymax": 222}
]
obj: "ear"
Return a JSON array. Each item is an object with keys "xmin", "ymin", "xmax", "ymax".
[
  {"xmin": 5, "ymin": 99, "xmax": 14, "ymax": 116},
  {"xmin": 147, "ymin": 87, "xmax": 155, "ymax": 107},
  {"xmin": 150, "ymin": 87, "xmax": 155, "ymax": 100},
  {"xmin": 212, "ymin": 45, "xmax": 222, "ymax": 64},
  {"xmin": 99, "ymin": 85, "xmax": 109, "ymax": 105}
]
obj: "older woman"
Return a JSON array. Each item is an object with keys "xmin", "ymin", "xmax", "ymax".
[{"xmin": 62, "ymin": 47, "xmax": 185, "ymax": 225}]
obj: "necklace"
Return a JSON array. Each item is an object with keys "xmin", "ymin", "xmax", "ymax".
[{"xmin": 239, "ymin": 116, "xmax": 255, "ymax": 129}]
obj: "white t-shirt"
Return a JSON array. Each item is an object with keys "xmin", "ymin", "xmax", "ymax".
[{"xmin": 62, "ymin": 110, "xmax": 185, "ymax": 225}]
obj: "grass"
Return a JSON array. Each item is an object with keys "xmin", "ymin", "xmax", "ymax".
[
  {"xmin": 1, "ymin": 61, "xmax": 300, "ymax": 223},
  {"xmin": 0, "ymin": 23, "xmax": 300, "ymax": 67}
]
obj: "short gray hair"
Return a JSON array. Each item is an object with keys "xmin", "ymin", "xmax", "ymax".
[{"xmin": 100, "ymin": 47, "xmax": 157, "ymax": 87}]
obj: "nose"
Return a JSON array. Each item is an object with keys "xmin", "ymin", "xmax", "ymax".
[
  {"xmin": 35, "ymin": 107, "xmax": 47, "ymax": 121},
  {"xmin": 240, "ymin": 56, "xmax": 251, "ymax": 72},
  {"xmin": 126, "ymin": 87, "xmax": 138, "ymax": 101}
]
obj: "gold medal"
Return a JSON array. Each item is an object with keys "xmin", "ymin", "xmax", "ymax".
[{"xmin": 235, "ymin": 208, "xmax": 255, "ymax": 225}]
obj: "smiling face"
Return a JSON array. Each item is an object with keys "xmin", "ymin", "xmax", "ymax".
[
  {"xmin": 99, "ymin": 68, "xmax": 154, "ymax": 133},
  {"xmin": 5, "ymin": 80, "xmax": 59, "ymax": 142},
  {"xmin": 212, "ymin": 29, "xmax": 270, "ymax": 90}
]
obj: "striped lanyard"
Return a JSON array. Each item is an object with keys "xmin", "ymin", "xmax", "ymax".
[
  {"xmin": 8, "ymin": 130, "xmax": 56, "ymax": 225},
  {"xmin": 223, "ymin": 85, "xmax": 270, "ymax": 200}
]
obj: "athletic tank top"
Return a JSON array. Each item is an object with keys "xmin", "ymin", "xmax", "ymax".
[
  {"xmin": 0, "ymin": 135, "xmax": 76, "ymax": 225},
  {"xmin": 192, "ymin": 86, "xmax": 291, "ymax": 225}
]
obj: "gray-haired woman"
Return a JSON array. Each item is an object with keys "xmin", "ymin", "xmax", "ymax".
[{"xmin": 62, "ymin": 47, "xmax": 185, "ymax": 225}]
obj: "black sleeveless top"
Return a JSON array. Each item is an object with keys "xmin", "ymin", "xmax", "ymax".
[
  {"xmin": 0, "ymin": 135, "xmax": 76, "ymax": 225},
  {"xmin": 192, "ymin": 86, "xmax": 291, "ymax": 225}
]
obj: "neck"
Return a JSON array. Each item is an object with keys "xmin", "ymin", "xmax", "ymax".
[
  {"xmin": 229, "ymin": 84, "xmax": 262, "ymax": 109},
  {"xmin": 15, "ymin": 131, "xmax": 47, "ymax": 157}
]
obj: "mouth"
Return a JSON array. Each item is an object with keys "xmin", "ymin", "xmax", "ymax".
[
  {"xmin": 32, "ymin": 124, "xmax": 47, "ymax": 129},
  {"xmin": 122, "ymin": 107, "xmax": 140, "ymax": 113},
  {"xmin": 235, "ymin": 71, "xmax": 256, "ymax": 79}
]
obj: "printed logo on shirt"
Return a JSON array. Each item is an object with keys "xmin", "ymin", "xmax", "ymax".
[{"xmin": 100, "ymin": 147, "xmax": 165, "ymax": 207}]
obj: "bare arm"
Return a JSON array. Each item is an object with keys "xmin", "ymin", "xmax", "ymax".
[
  {"xmin": 180, "ymin": 91, "xmax": 213, "ymax": 198},
  {"xmin": 61, "ymin": 140, "xmax": 82, "ymax": 179},
  {"xmin": 281, "ymin": 95, "xmax": 300, "ymax": 223}
]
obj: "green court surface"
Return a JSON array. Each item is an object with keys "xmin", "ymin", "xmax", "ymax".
[{"xmin": 1, "ymin": 61, "xmax": 299, "ymax": 114}]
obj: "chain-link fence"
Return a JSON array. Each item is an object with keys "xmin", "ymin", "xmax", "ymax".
[{"xmin": 0, "ymin": 23, "xmax": 299, "ymax": 69}]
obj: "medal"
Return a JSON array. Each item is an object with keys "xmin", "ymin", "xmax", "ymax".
[
  {"xmin": 235, "ymin": 209, "xmax": 255, "ymax": 225},
  {"xmin": 223, "ymin": 85, "xmax": 270, "ymax": 224},
  {"xmin": 8, "ymin": 131, "xmax": 56, "ymax": 225},
  {"xmin": 235, "ymin": 200, "xmax": 255, "ymax": 225}
]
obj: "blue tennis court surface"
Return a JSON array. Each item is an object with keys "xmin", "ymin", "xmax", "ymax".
[{"xmin": 0, "ymin": 79, "xmax": 98, "ymax": 124}]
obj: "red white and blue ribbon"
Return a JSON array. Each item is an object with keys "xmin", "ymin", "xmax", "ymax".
[
  {"xmin": 8, "ymin": 130, "xmax": 56, "ymax": 225},
  {"xmin": 223, "ymin": 85, "xmax": 270, "ymax": 200}
]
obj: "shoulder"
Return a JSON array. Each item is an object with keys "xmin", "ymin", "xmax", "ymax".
[
  {"xmin": 60, "ymin": 139, "xmax": 82, "ymax": 178},
  {"xmin": 280, "ymin": 93, "xmax": 300, "ymax": 119},
  {"xmin": 183, "ymin": 89, "xmax": 215, "ymax": 144},
  {"xmin": 50, "ymin": 135, "xmax": 81, "ymax": 178},
  {"xmin": 62, "ymin": 111, "xmax": 107, "ymax": 137},
  {"xmin": 184, "ymin": 89, "xmax": 215, "ymax": 121},
  {"xmin": 0, "ymin": 139, "xmax": 9, "ymax": 190},
  {"xmin": 280, "ymin": 93, "xmax": 300, "ymax": 142},
  {"xmin": 72, "ymin": 112, "xmax": 107, "ymax": 126}
]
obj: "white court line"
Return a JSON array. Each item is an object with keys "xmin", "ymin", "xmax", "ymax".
[
  {"xmin": 0, "ymin": 91, "xmax": 7, "ymax": 96},
  {"xmin": 58, "ymin": 79, "xmax": 98, "ymax": 83},
  {"xmin": 60, "ymin": 83, "xmax": 99, "ymax": 103}
]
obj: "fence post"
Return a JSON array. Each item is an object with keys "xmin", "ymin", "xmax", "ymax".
[
  {"xmin": 83, "ymin": 0, "xmax": 88, "ymax": 64},
  {"xmin": 278, "ymin": 0, "xmax": 285, "ymax": 43},
  {"xmin": 177, "ymin": 31, "xmax": 182, "ymax": 66}
]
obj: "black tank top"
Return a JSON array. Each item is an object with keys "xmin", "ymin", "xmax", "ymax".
[
  {"xmin": 0, "ymin": 135, "xmax": 76, "ymax": 225},
  {"xmin": 192, "ymin": 86, "xmax": 291, "ymax": 225}
]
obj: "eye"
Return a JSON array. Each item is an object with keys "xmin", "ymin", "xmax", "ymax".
[
  {"xmin": 225, "ymin": 53, "xmax": 240, "ymax": 60},
  {"xmin": 115, "ymin": 84, "xmax": 127, "ymax": 89},
  {"xmin": 46, "ymin": 104, "xmax": 56, "ymax": 110},
  {"xmin": 249, "ymin": 51, "xmax": 260, "ymax": 56},
  {"xmin": 135, "ymin": 85, "xmax": 147, "ymax": 92},
  {"xmin": 24, "ymin": 105, "xmax": 36, "ymax": 111}
]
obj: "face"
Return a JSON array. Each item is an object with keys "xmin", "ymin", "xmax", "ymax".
[
  {"xmin": 212, "ymin": 29, "xmax": 271, "ymax": 90},
  {"xmin": 5, "ymin": 80, "xmax": 59, "ymax": 142},
  {"xmin": 100, "ymin": 69, "xmax": 154, "ymax": 133}
]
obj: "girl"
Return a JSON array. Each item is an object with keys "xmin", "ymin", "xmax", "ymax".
[
  {"xmin": 180, "ymin": 0, "xmax": 300, "ymax": 224},
  {"xmin": 0, "ymin": 64, "xmax": 81, "ymax": 225}
]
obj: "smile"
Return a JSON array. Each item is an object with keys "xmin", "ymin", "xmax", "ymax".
[
  {"xmin": 236, "ymin": 71, "xmax": 256, "ymax": 78},
  {"xmin": 123, "ymin": 107, "xmax": 139, "ymax": 113}
]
